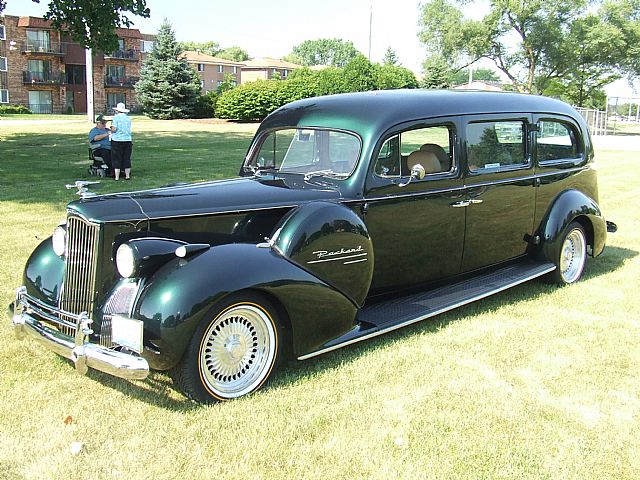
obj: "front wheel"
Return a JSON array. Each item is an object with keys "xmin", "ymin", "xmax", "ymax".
[
  {"xmin": 171, "ymin": 293, "xmax": 282, "ymax": 403},
  {"xmin": 549, "ymin": 221, "xmax": 587, "ymax": 284}
]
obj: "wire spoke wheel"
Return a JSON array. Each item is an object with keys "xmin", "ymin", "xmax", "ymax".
[
  {"xmin": 198, "ymin": 303, "xmax": 277, "ymax": 399},
  {"xmin": 559, "ymin": 224, "xmax": 587, "ymax": 284}
]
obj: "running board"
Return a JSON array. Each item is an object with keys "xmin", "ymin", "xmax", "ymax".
[{"xmin": 298, "ymin": 260, "xmax": 556, "ymax": 360}]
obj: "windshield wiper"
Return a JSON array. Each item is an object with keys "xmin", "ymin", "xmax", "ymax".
[
  {"xmin": 303, "ymin": 169, "xmax": 344, "ymax": 181},
  {"xmin": 247, "ymin": 165, "xmax": 279, "ymax": 176}
]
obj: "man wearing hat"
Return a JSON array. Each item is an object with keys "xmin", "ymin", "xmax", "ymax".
[
  {"xmin": 89, "ymin": 114, "xmax": 112, "ymax": 175},
  {"xmin": 110, "ymin": 102, "xmax": 133, "ymax": 180}
]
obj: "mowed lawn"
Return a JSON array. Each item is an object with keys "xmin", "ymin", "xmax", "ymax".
[{"xmin": 0, "ymin": 116, "xmax": 639, "ymax": 480}]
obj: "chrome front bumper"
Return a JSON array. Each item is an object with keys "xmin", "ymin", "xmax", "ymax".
[{"xmin": 11, "ymin": 287, "xmax": 149, "ymax": 381}]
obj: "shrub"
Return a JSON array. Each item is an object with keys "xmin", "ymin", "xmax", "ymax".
[
  {"xmin": 216, "ymin": 80, "xmax": 297, "ymax": 121},
  {"xmin": 0, "ymin": 105, "xmax": 32, "ymax": 114},
  {"xmin": 193, "ymin": 91, "xmax": 218, "ymax": 118}
]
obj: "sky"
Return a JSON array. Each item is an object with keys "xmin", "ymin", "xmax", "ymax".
[
  {"xmin": 4, "ymin": 0, "xmax": 637, "ymax": 98},
  {"xmin": 5, "ymin": 0, "xmax": 428, "ymax": 72}
]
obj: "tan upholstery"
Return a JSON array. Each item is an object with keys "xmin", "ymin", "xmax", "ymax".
[
  {"xmin": 407, "ymin": 149, "xmax": 441, "ymax": 174},
  {"xmin": 420, "ymin": 143, "xmax": 451, "ymax": 171}
]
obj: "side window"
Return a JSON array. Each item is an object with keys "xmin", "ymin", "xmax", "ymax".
[
  {"xmin": 467, "ymin": 121, "xmax": 526, "ymax": 172},
  {"xmin": 537, "ymin": 120, "xmax": 580, "ymax": 162},
  {"xmin": 374, "ymin": 125, "xmax": 453, "ymax": 178}
]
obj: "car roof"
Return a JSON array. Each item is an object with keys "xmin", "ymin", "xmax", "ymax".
[{"xmin": 257, "ymin": 89, "xmax": 584, "ymax": 140}]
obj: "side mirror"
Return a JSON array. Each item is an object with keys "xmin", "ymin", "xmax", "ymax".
[{"xmin": 399, "ymin": 164, "xmax": 426, "ymax": 187}]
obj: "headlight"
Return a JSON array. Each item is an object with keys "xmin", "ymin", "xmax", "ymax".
[
  {"xmin": 116, "ymin": 243, "xmax": 136, "ymax": 278},
  {"xmin": 52, "ymin": 225, "xmax": 67, "ymax": 256}
]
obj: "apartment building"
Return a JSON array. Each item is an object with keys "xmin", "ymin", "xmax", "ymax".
[
  {"xmin": 0, "ymin": 14, "xmax": 153, "ymax": 114},
  {"xmin": 183, "ymin": 50, "xmax": 243, "ymax": 93},
  {"xmin": 241, "ymin": 57, "xmax": 301, "ymax": 82}
]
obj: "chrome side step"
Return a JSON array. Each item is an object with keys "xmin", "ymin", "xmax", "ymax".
[{"xmin": 298, "ymin": 260, "xmax": 556, "ymax": 360}]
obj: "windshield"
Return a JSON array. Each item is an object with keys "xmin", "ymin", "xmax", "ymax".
[{"xmin": 246, "ymin": 128, "xmax": 361, "ymax": 179}]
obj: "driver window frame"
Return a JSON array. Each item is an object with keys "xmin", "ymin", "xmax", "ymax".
[{"xmin": 372, "ymin": 122, "xmax": 457, "ymax": 181}]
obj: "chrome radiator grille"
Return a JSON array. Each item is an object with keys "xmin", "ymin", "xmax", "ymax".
[{"xmin": 60, "ymin": 216, "xmax": 100, "ymax": 329}]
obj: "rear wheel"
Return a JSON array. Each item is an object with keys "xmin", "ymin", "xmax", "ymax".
[
  {"xmin": 171, "ymin": 293, "xmax": 281, "ymax": 403},
  {"xmin": 549, "ymin": 221, "xmax": 587, "ymax": 284}
]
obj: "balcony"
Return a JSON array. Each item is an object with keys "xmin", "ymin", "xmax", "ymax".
[
  {"xmin": 22, "ymin": 41, "xmax": 66, "ymax": 56},
  {"xmin": 23, "ymin": 70, "xmax": 65, "ymax": 85},
  {"xmin": 104, "ymin": 49, "xmax": 139, "ymax": 61},
  {"xmin": 104, "ymin": 75, "xmax": 139, "ymax": 88},
  {"xmin": 26, "ymin": 103, "xmax": 57, "ymax": 114}
]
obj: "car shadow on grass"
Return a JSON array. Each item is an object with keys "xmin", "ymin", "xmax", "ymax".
[{"xmin": 79, "ymin": 245, "xmax": 637, "ymax": 409}]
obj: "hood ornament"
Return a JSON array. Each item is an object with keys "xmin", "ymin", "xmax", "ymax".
[{"xmin": 65, "ymin": 180, "xmax": 100, "ymax": 198}]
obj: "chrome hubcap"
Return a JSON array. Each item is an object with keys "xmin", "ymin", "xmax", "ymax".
[
  {"xmin": 560, "ymin": 228, "xmax": 586, "ymax": 283},
  {"xmin": 200, "ymin": 304, "xmax": 276, "ymax": 398}
]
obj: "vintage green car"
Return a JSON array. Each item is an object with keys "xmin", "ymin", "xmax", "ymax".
[{"xmin": 10, "ymin": 90, "xmax": 616, "ymax": 402}]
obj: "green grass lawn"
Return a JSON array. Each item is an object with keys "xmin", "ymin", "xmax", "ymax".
[{"xmin": 1, "ymin": 117, "xmax": 639, "ymax": 479}]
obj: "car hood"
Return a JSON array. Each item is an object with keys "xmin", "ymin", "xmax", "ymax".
[{"xmin": 67, "ymin": 176, "xmax": 343, "ymax": 223}]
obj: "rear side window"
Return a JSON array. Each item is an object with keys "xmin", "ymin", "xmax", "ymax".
[
  {"xmin": 467, "ymin": 121, "xmax": 526, "ymax": 172},
  {"xmin": 537, "ymin": 120, "xmax": 580, "ymax": 162}
]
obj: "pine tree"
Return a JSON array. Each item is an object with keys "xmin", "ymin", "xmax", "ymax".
[
  {"xmin": 135, "ymin": 19, "xmax": 201, "ymax": 119},
  {"xmin": 383, "ymin": 47, "xmax": 399, "ymax": 66}
]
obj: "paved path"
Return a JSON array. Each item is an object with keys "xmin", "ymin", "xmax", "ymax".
[
  {"xmin": 0, "ymin": 118, "xmax": 87, "ymax": 126},
  {"xmin": 592, "ymin": 135, "xmax": 640, "ymax": 151}
]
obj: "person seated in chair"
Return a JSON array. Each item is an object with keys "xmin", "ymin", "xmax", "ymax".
[{"xmin": 89, "ymin": 114, "xmax": 112, "ymax": 175}]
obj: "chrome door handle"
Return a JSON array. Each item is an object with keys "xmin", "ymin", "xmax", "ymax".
[
  {"xmin": 469, "ymin": 199, "xmax": 483, "ymax": 204},
  {"xmin": 451, "ymin": 200, "xmax": 471, "ymax": 208}
]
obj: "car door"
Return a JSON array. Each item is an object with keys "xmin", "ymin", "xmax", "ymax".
[
  {"xmin": 461, "ymin": 114, "xmax": 536, "ymax": 272},
  {"xmin": 363, "ymin": 120, "xmax": 466, "ymax": 295}
]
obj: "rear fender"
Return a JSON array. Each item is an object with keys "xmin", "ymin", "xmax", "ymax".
[
  {"xmin": 538, "ymin": 189, "xmax": 607, "ymax": 262},
  {"xmin": 134, "ymin": 243, "xmax": 357, "ymax": 369}
]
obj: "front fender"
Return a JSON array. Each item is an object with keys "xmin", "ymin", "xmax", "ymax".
[
  {"xmin": 22, "ymin": 237, "xmax": 65, "ymax": 305},
  {"xmin": 539, "ymin": 189, "xmax": 607, "ymax": 262},
  {"xmin": 134, "ymin": 243, "xmax": 358, "ymax": 369}
]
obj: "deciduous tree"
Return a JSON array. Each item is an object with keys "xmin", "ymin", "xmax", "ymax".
[
  {"xmin": 418, "ymin": 0, "xmax": 640, "ymax": 104},
  {"xmin": 290, "ymin": 38, "xmax": 361, "ymax": 67},
  {"xmin": 0, "ymin": 0, "xmax": 150, "ymax": 52}
]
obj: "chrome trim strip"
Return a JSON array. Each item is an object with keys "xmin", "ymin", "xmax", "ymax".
[
  {"xmin": 98, "ymin": 203, "xmax": 302, "ymax": 223},
  {"xmin": 297, "ymin": 263, "xmax": 556, "ymax": 361},
  {"xmin": 307, "ymin": 253, "xmax": 368, "ymax": 264}
]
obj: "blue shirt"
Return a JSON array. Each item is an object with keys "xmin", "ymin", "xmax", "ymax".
[
  {"xmin": 111, "ymin": 113, "xmax": 132, "ymax": 142},
  {"xmin": 88, "ymin": 127, "xmax": 111, "ymax": 149}
]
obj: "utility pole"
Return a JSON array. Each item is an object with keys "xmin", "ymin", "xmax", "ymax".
[
  {"xmin": 368, "ymin": 0, "xmax": 372, "ymax": 61},
  {"xmin": 85, "ymin": 47, "xmax": 94, "ymax": 122}
]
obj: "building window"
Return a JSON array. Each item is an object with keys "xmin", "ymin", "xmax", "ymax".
[
  {"xmin": 107, "ymin": 93, "xmax": 126, "ymax": 111},
  {"xmin": 26, "ymin": 59, "xmax": 51, "ymax": 82},
  {"xmin": 106, "ymin": 64, "xmax": 125, "ymax": 78},
  {"xmin": 117, "ymin": 38, "xmax": 125, "ymax": 50},
  {"xmin": 217, "ymin": 80, "xmax": 223, "ymax": 87},
  {"xmin": 232, "ymin": 80, "xmax": 237, "ymax": 87},
  {"xmin": 0, "ymin": 89, "xmax": 8, "ymax": 104},
  {"xmin": 198, "ymin": 63, "xmax": 205, "ymax": 72},
  {"xmin": 200, "ymin": 80, "xmax": 204, "ymax": 88},
  {"xmin": 232, "ymin": 66, "xmax": 237, "ymax": 74},
  {"xmin": 217, "ymin": 65, "xmax": 223, "ymax": 73},
  {"xmin": 140, "ymin": 40, "xmax": 154, "ymax": 52},
  {"xmin": 0, "ymin": 57, "xmax": 6, "ymax": 72},
  {"xmin": 65, "ymin": 64, "xmax": 85, "ymax": 85},
  {"xmin": 26, "ymin": 30, "xmax": 51, "ymax": 51},
  {"xmin": 28, "ymin": 90, "xmax": 52, "ymax": 113},
  {"xmin": 282, "ymin": 70, "xmax": 289, "ymax": 78},
  {"xmin": 0, "ymin": 25, "xmax": 5, "ymax": 41}
]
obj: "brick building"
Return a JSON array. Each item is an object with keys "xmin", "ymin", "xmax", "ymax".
[
  {"xmin": 241, "ymin": 57, "xmax": 301, "ymax": 82},
  {"xmin": 183, "ymin": 50, "xmax": 243, "ymax": 93},
  {"xmin": 0, "ymin": 14, "xmax": 153, "ymax": 114}
]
